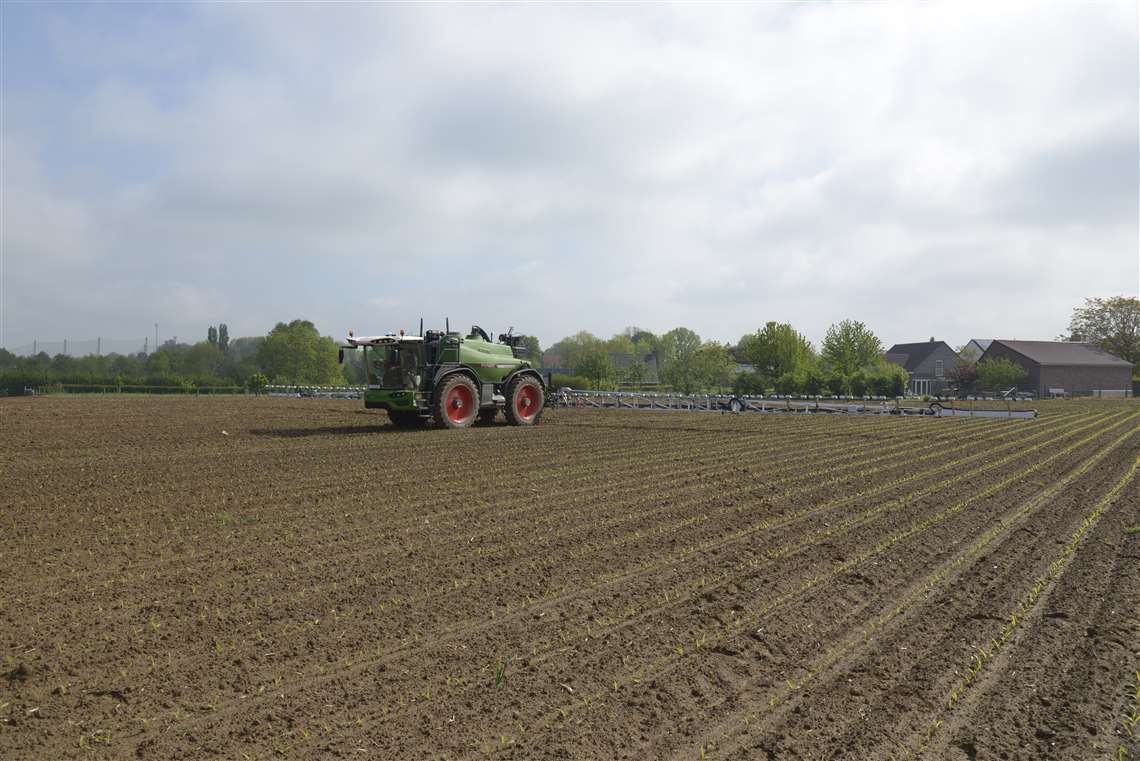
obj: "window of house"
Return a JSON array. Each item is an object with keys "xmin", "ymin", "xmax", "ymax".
[{"xmin": 935, "ymin": 360, "xmax": 944, "ymax": 378}]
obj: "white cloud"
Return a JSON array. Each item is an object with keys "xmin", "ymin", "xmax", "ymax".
[{"xmin": 2, "ymin": 1, "xmax": 1136, "ymax": 353}]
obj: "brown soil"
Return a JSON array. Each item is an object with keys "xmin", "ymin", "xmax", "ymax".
[{"xmin": 0, "ymin": 396, "xmax": 1136, "ymax": 760}]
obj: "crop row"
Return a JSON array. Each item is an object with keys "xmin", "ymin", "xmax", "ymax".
[
  {"xmin": 471, "ymin": 413, "xmax": 1138, "ymax": 757},
  {"xmin": 902, "ymin": 449, "xmax": 1140, "ymax": 759},
  {"xmin": 8, "ymin": 413, "xmax": 1047, "ymax": 644},
  {"xmin": 144, "ymin": 411, "xmax": 1115, "ymax": 754},
  {"xmin": 6, "ymin": 413, "xmax": 933, "ymax": 599},
  {"xmin": 108, "ymin": 410, "xmax": 1103, "ymax": 706},
  {"xmin": 119, "ymin": 412, "xmax": 1092, "ymax": 680},
  {"xmin": 702, "ymin": 420, "xmax": 1140, "ymax": 761},
  {"xmin": 72, "ymin": 415, "xmax": 1090, "ymax": 753}
]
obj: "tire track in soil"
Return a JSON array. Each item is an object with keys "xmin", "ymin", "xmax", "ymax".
[{"xmin": 110, "ymin": 413, "xmax": 1120, "ymax": 760}]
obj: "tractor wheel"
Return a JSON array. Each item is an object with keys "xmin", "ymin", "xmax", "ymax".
[
  {"xmin": 388, "ymin": 411, "xmax": 426, "ymax": 429},
  {"xmin": 475, "ymin": 409, "xmax": 498, "ymax": 426},
  {"xmin": 505, "ymin": 375, "xmax": 544, "ymax": 426},
  {"xmin": 433, "ymin": 375, "xmax": 479, "ymax": 429}
]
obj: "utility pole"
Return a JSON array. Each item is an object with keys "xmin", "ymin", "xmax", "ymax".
[
  {"xmin": 155, "ymin": 323, "xmax": 159, "ymax": 352},
  {"xmin": 63, "ymin": 338, "xmax": 68, "ymax": 356},
  {"xmin": 97, "ymin": 337, "xmax": 101, "ymax": 356}
]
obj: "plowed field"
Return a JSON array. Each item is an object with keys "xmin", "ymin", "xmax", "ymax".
[{"xmin": 2, "ymin": 397, "xmax": 1138, "ymax": 760}]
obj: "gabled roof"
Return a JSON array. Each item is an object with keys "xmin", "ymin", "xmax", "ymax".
[
  {"xmin": 989, "ymin": 340, "xmax": 1132, "ymax": 367},
  {"xmin": 884, "ymin": 341, "xmax": 954, "ymax": 371},
  {"xmin": 883, "ymin": 351, "xmax": 910, "ymax": 368},
  {"xmin": 967, "ymin": 339, "xmax": 992, "ymax": 352}
]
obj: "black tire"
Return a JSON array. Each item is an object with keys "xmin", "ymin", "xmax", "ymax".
[
  {"xmin": 504, "ymin": 374, "xmax": 544, "ymax": 426},
  {"xmin": 432, "ymin": 374, "xmax": 479, "ymax": 429},
  {"xmin": 388, "ymin": 411, "xmax": 426, "ymax": 429},
  {"xmin": 475, "ymin": 409, "xmax": 499, "ymax": 426}
]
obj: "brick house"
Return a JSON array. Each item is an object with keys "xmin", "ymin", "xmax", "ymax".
[
  {"xmin": 884, "ymin": 340, "xmax": 961, "ymax": 396},
  {"xmin": 978, "ymin": 340, "xmax": 1133, "ymax": 398}
]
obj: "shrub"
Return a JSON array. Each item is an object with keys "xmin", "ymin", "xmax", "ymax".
[
  {"xmin": 248, "ymin": 372, "xmax": 269, "ymax": 394},
  {"xmin": 800, "ymin": 366, "xmax": 825, "ymax": 396},
  {"xmin": 774, "ymin": 371, "xmax": 798, "ymax": 395},
  {"xmin": 732, "ymin": 371, "xmax": 767, "ymax": 396},
  {"xmin": 825, "ymin": 372, "xmax": 847, "ymax": 396},
  {"xmin": 549, "ymin": 373, "xmax": 592, "ymax": 391}
]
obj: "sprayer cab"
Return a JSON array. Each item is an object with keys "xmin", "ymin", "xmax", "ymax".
[{"xmin": 340, "ymin": 325, "xmax": 545, "ymax": 429}]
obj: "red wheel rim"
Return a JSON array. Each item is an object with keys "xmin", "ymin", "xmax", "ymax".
[
  {"xmin": 446, "ymin": 385, "xmax": 475, "ymax": 424},
  {"xmin": 515, "ymin": 385, "xmax": 540, "ymax": 421}
]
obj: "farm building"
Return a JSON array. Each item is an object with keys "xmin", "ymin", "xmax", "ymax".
[
  {"xmin": 978, "ymin": 340, "xmax": 1133, "ymax": 398},
  {"xmin": 884, "ymin": 339, "xmax": 961, "ymax": 396}
]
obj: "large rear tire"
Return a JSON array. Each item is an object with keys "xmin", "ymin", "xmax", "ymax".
[
  {"xmin": 388, "ymin": 411, "xmax": 426, "ymax": 429},
  {"xmin": 505, "ymin": 375, "xmax": 544, "ymax": 426},
  {"xmin": 433, "ymin": 375, "xmax": 479, "ymax": 429}
]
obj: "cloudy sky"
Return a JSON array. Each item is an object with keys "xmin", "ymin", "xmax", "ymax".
[{"xmin": 2, "ymin": 2, "xmax": 1137, "ymax": 353}]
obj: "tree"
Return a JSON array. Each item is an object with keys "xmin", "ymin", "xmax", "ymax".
[
  {"xmin": 632, "ymin": 331, "xmax": 659, "ymax": 358},
  {"xmin": 658, "ymin": 327, "xmax": 702, "ymax": 393},
  {"xmin": 824, "ymin": 371, "xmax": 847, "ymax": 396},
  {"xmin": 799, "ymin": 365, "xmax": 825, "ymax": 396},
  {"xmin": 248, "ymin": 372, "xmax": 268, "ymax": 394},
  {"xmin": 605, "ymin": 334, "xmax": 637, "ymax": 355},
  {"xmin": 976, "ymin": 357, "xmax": 1027, "ymax": 392},
  {"xmin": 821, "ymin": 320, "xmax": 884, "ymax": 376},
  {"xmin": 549, "ymin": 331, "xmax": 604, "ymax": 370},
  {"xmin": 774, "ymin": 371, "xmax": 798, "ymax": 395},
  {"xmin": 694, "ymin": 341, "xmax": 734, "ymax": 392},
  {"xmin": 572, "ymin": 341, "xmax": 615, "ymax": 389},
  {"xmin": 945, "ymin": 362, "xmax": 978, "ymax": 397},
  {"xmin": 1064, "ymin": 296, "xmax": 1140, "ymax": 365},
  {"xmin": 733, "ymin": 371, "xmax": 766, "ymax": 396},
  {"xmin": 218, "ymin": 323, "xmax": 230, "ymax": 353},
  {"xmin": 207, "ymin": 326, "xmax": 218, "ymax": 347},
  {"xmin": 738, "ymin": 322, "xmax": 816, "ymax": 386},
  {"xmin": 256, "ymin": 319, "xmax": 342, "ymax": 384},
  {"xmin": 868, "ymin": 363, "xmax": 909, "ymax": 397},
  {"xmin": 520, "ymin": 335, "xmax": 541, "ymax": 365},
  {"xmin": 183, "ymin": 342, "xmax": 224, "ymax": 381},
  {"xmin": 624, "ymin": 358, "xmax": 648, "ymax": 389}
]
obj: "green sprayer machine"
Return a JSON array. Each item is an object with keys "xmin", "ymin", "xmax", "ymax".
[{"xmin": 340, "ymin": 323, "xmax": 545, "ymax": 429}]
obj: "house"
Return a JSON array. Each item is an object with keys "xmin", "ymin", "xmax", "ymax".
[
  {"xmin": 978, "ymin": 340, "xmax": 1133, "ymax": 398},
  {"xmin": 960, "ymin": 339, "xmax": 991, "ymax": 362},
  {"xmin": 884, "ymin": 339, "xmax": 962, "ymax": 396}
]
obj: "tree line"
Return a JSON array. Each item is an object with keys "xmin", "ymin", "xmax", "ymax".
[
  {"xmin": 544, "ymin": 319, "xmax": 910, "ymax": 397},
  {"xmin": 0, "ymin": 320, "xmax": 348, "ymax": 394},
  {"xmin": 2, "ymin": 296, "xmax": 1133, "ymax": 396}
]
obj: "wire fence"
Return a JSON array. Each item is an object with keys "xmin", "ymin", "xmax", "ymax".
[{"xmin": 6, "ymin": 338, "xmax": 151, "ymax": 357}]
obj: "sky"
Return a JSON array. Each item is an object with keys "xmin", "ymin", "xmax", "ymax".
[{"xmin": 2, "ymin": 1, "xmax": 1137, "ymax": 354}]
